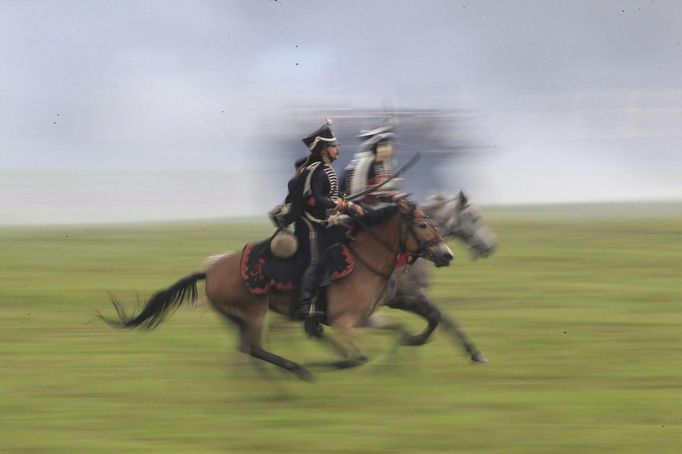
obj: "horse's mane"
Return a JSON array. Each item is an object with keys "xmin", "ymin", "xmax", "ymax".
[
  {"xmin": 350, "ymin": 202, "xmax": 400, "ymax": 232},
  {"xmin": 421, "ymin": 193, "xmax": 463, "ymax": 234},
  {"xmin": 345, "ymin": 193, "xmax": 413, "ymax": 231}
]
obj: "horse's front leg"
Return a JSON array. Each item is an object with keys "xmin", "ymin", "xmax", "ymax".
[
  {"xmin": 329, "ymin": 316, "xmax": 369, "ymax": 368},
  {"xmin": 387, "ymin": 296, "xmax": 487, "ymax": 363},
  {"xmin": 307, "ymin": 315, "xmax": 368, "ymax": 370},
  {"xmin": 439, "ymin": 313, "xmax": 488, "ymax": 363},
  {"xmin": 386, "ymin": 293, "xmax": 442, "ymax": 346}
]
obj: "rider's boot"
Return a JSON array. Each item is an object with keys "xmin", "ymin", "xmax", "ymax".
[{"xmin": 295, "ymin": 272, "xmax": 324, "ymax": 337}]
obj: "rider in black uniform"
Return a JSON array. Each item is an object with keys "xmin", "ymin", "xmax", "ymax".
[{"xmin": 293, "ymin": 120, "xmax": 362, "ymax": 335}]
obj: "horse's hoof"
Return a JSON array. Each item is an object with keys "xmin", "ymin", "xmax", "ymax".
[
  {"xmin": 292, "ymin": 365, "xmax": 315, "ymax": 382},
  {"xmin": 400, "ymin": 335, "xmax": 426, "ymax": 346},
  {"xmin": 332, "ymin": 357, "xmax": 367, "ymax": 369},
  {"xmin": 471, "ymin": 353, "xmax": 488, "ymax": 363}
]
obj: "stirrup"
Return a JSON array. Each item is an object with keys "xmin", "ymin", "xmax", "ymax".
[
  {"xmin": 305, "ymin": 305, "xmax": 324, "ymax": 319},
  {"xmin": 294, "ymin": 299, "xmax": 322, "ymax": 320}
]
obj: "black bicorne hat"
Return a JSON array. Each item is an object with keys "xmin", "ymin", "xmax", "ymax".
[{"xmin": 302, "ymin": 119, "xmax": 337, "ymax": 154}]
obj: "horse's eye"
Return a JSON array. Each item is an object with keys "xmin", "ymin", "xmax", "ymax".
[{"xmin": 419, "ymin": 223, "xmax": 428, "ymax": 229}]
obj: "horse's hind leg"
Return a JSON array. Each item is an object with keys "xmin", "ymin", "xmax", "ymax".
[
  {"xmin": 248, "ymin": 336, "xmax": 314, "ymax": 382},
  {"xmin": 213, "ymin": 303, "xmax": 314, "ymax": 381}
]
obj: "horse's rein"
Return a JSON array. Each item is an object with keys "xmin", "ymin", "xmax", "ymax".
[
  {"xmin": 346, "ymin": 204, "xmax": 442, "ymax": 315},
  {"xmin": 345, "ymin": 242, "xmax": 394, "ymax": 279},
  {"xmin": 344, "ymin": 206, "xmax": 403, "ymax": 279}
]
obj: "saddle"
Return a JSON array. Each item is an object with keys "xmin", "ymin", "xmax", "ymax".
[
  {"xmin": 240, "ymin": 203, "xmax": 399, "ymax": 296},
  {"xmin": 240, "ymin": 238, "xmax": 354, "ymax": 296}
]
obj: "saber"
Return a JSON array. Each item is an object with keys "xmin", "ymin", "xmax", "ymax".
[{"xmin": 346, "ymin": 152, "xmax": 421, "ymax": 202}]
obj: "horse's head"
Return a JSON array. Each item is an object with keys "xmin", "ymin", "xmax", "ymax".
[
  {"xmin": 397, "ymin": 198, "xmax": 453, "ymax": 267},
  {"xmin": 425, "ymin": 191, "xmax": 497, "ymax": 259}
]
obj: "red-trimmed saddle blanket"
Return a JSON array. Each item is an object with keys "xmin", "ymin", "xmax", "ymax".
[{"xmin": 240, "ymin": 240, "xmax": 354, "ymax": 295}]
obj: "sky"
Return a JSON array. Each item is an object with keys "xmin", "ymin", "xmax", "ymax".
[{"xmin": 1, "ymin": 0, "xmax": 681, "ymax": 223}]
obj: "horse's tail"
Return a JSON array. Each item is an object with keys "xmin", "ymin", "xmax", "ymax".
[{"xmin": 99, "ymin": 272, "xmax": 206, "ymax": 330}]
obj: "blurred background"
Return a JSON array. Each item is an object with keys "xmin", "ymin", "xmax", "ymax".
[
  {"xmin": 3, "ymin": 3, "xmax": 682, "ymax": 452},
  {"xmin": 2, "ymin": 0, "xmax": 682, "ymax": 224}
]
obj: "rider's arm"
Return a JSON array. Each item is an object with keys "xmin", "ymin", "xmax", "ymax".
[{"xmin": 308, "ymin": 167, "xmax": 337, "ymax": 210}]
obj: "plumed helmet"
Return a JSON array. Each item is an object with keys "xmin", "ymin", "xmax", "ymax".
[
  {"xmin": 302, "ymin": 118, "xmax": 338, "ymax": 155},
  {"xmin": 357, "ymin": 124, "xmax": 394, "ymax": 140},
  {"xmin": 357, "ymin": 124, "xmax": 395, "ymax": 154}
]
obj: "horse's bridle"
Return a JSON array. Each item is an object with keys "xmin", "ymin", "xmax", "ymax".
[
  {"xmin": 400, "ymin": 205, "xmax": 447, "ymax": 262},
  {"xmin": 347, "ymin": 202, "xmax": 446, "ymax": 278}
]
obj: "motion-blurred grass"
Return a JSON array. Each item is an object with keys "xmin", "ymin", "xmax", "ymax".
[{"xmin": 1, "ymin": 206, "xmax": 681, "ymax": 453}]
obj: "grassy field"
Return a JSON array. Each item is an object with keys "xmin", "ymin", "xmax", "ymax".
[{"xmin": 1, "ymin": 206, "xmax": 681, "ymax": 453}]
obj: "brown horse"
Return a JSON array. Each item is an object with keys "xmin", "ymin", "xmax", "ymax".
[{"xmin": 101, "ymin": 198, "xmax": 453, "ymax": 381}]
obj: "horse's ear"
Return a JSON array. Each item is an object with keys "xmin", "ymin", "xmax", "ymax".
[{"xmin": 458, "ymin": 190, "xmax": 468, "ymax": 206}]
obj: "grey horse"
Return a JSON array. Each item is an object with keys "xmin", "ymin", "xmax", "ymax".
[{"xmin": 370, "ymin": 191, "xmax": 497, "ymax": 363}]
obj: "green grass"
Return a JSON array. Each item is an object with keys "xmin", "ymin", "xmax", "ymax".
[{"xmin": 1, "ymin": 209, "xmax": 682, "ymax": 453}]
